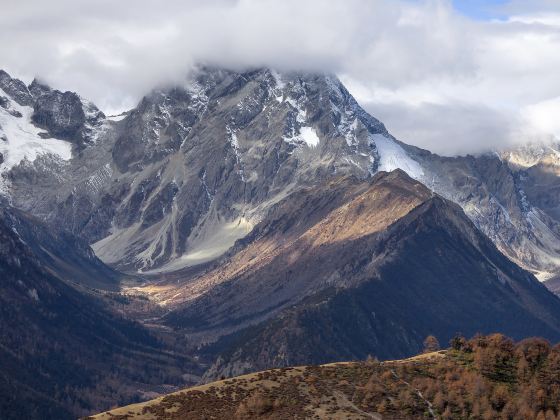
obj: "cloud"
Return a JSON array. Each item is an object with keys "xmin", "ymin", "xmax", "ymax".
[
  {"xmin": 0, "ymin": 0, "xmax": 559, "ymax": 155},
  {"xmin": 341, "ymin": 1, "xmax": 560, "ymax": 155},
  {"xmin": 361, "ymin": 101, "xmax": 517, "ymax": 156},
  {"xmin": 524, "ymin": 97, "xmax": 560, "ymax": 139},
  {"xmin": 2, "ymin": 0, "xmax": 473, "ymax": 104}
]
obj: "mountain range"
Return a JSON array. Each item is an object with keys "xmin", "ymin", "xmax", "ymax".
[
  {"xmin": 3, "ymin": 67, "xmax": 560, "ymax": 281},
  {"xmin": 2, "ymin": 66, "xmax": 560, "ymax": 418}
]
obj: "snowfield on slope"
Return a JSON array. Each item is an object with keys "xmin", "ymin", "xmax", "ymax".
[
  {"xmin": 373, "ymin": 133, "xmax": 424, "ymax": 180},
  {"xmin": 0, "ymin": 88, "xmax": 72, "ymax": 193}
]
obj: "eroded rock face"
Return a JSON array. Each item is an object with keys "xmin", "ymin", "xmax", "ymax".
[{"xmin": 28, "ymin": 78, "xmax": 51, "ymax": 99}]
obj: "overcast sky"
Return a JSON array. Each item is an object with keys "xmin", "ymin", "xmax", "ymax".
[{"xmin": 1, "ymin": 0, "xmax": 559, "ymax": 155}]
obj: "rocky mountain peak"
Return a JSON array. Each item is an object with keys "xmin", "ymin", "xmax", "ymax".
[
  {"xmin": 0, "ymin": 70, "xmax": 106, "ymax": 172},
  {"xmin": 30, "ymin": 81, "xmax": 106, "ymax": 147},
  {"xmin": 113, "ymin": 66, "xmax": 386, "ymax": 176},
  {"xmin": 28, "ymin": 78, "xmax": 51, "ymax": 99},
  {"xmin": 0, "ymin": 70, "xmax": 33, "ymax": 107},
  {"xmin": 85, "ymin": 67, "xmax": 393, "ymax": 271}
]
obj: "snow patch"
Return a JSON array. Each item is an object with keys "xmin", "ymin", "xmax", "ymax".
[
  {"xmin": 283, "ymin": 126, "xmax": 320, "ymax": 149},
  {"xmin": 372, "ymin": 134, "xmax": 424, "ymax": 180},
  {"xmin": 28, "ymin": 288, "xmax": 39, "ymax": 301},
  {"xmin": 81, "ymin": 98, "xmax": 102, "ymax": 120},
  {"xmin": 226, "ymin": 125, "xmax": 245, "ymax": 180},
  {"xmin": 270, "ymin": 70, "xmax": 285, "ymax": 103},
  {"xmin": 185, "ymin": 78, "xmax": 209, "ymax": 108},
  {"xmin": 285, "ymin": 97, "xmax": 307, "ymax": 123},
  {"xmin": 299, "ymin": 127, "xmax": 320, "ymax": 148},
  {"xmin": 226, "ymin": 125, "xmax": 239, "ymax": 149}
]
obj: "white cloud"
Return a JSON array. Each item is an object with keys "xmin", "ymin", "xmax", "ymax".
[
  {"xmin": 524, "ymin": 97, "xmax": 560, "ymax": 138},
  {"xmin": 0, "ymin": 0, "xmax": 559, "ymax": 155},
  {"xmin": 342, "ymin": 2, "xmax": 560, "ymax": 155},
  {"xmin": 361, "ymin": 101, "xmax": 516, "ymax": 156}
]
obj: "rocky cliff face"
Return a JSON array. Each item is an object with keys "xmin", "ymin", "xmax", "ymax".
[
  {"xmin": 0, "ymin": 70, "xmax": 34, "ymax": 106},
  {"xmin": 1, "ymin": 67, "xmax": 560, "ymax": 281},
  {"xmin": 0, "ymin": 71, "xmax": 104, "ymax": 147},
  {"xmin": 0, "ymin": 70, "xmax": 105, "ymax": 199},
  {"xmin": 31, "ymin": 87, "xmax": 105, "ymax": 147}
]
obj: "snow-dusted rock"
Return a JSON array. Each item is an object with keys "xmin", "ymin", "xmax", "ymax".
[{"xmin": 0, "ymin": 70, "xmax": 33, "ymax": 106}]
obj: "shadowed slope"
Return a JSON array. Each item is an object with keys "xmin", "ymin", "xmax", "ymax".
[
  {"xmin": 155, "ymin": 170, "xmax": 560, "ymax": 379},
  {"xmin": 0, "ymin": 205, "xmax": 194, "ymax": 419}
]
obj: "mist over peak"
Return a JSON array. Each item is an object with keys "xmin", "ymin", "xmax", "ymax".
[{"xmin": 1, "ymin": 0, "xmax": 559, "ymax": 155}]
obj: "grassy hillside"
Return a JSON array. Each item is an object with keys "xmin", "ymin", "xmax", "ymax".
[{"xmin": 89, "ymin": 334, "xmax": 560, "ymax": 419}]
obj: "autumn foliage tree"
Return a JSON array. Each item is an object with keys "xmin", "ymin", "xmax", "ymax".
[
  {"xmin": 408, "ymin": 334, "xmax": 560, "ymax": 419},
  {"xmin": 423, "ymin": 335, "xmax": 440, "ymax": 353}
]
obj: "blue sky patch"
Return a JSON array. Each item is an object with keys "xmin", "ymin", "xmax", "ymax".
[{"xmin": 452, "ymin": 0, "xmax": 510, "ymax": 20}]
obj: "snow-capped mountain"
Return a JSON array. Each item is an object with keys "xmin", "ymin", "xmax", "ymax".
[
  {"xmin": 0, "ymin": 70, "xmax": 106, "ymax": 194},
  {"xmin": 2, "ymin": 68, "xmax": 389, "ymax": 272},
  {"xmin": 3, "ymin": 66, "xmax": 560, "ymax": 418},
  {"xmin": 1, "ymin": 67, "xmax": 560, "ymax": 281}
]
